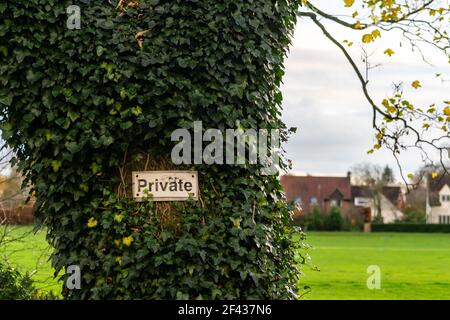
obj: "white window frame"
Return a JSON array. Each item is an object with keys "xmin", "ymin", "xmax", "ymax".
[{"xmin": 438, "ymin": 215, "xmax": 450, "ymax": 224}]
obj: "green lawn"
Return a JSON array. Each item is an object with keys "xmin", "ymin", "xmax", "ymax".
[
  {"xmin": 300, "ymin": 232, "xmax": 450, "ymax": 300},
  {"xmin": 0, "ymin": 226, "xmax": 61, "ymax": 294},
  {"xmin": 2, "ymin": 226, "xmax": 450, "ymax": 299}
]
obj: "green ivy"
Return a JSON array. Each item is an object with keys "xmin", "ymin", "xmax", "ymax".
[{"xmin": 0, "ymin": 0, "xmax": 306, "ymax": 299}]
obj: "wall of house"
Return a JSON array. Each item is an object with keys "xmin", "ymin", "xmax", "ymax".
[
  {"xmin": 370, "ymin": 194, "xmax": 404, "ymax": 223},
  {"xmin": 428, "ymin": 184, "xmax": 450, "ymax": 224}
]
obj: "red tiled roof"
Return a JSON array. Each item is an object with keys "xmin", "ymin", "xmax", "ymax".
[{"xmin": 280, "ymin": 175, "xmax": 352, "ymax": 212}]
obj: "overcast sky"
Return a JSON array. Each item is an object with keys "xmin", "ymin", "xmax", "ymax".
[{"xmin": 281, "ymin": 6, "xmax": 450, "ymax": 181}]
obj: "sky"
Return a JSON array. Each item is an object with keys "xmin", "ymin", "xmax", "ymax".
[{"xmin": 281, "ymin": 2, "xmax": 450, "ymax": 181}]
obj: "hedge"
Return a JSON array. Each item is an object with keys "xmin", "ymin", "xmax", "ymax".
[
  {"xmin": 0, "ymin": 0, "xmax": 305, "ymax": 299},
  {"xmin": 372, "ymin": 223, "xmax": 450, "ymax": 233}
]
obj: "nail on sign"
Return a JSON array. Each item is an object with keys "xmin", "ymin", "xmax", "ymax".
[{"xmin": 132, "ymin": 171, "xmax": 198, "ymax": 202}]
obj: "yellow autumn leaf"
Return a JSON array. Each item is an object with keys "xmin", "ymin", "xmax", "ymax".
[
  {"xmin": 372, "ymin": 29, "xmax": 381, "ymax": 38},
  {"xmin": 388, "ymin": 106, "xmax": 397, "ymax": 113},
  {"xmin": 384, "ymin": 48, "xmax": 395, "ymax": 56},
  {"xmin": 123, "ymin": 236, "xmax": 134, "ymax": 247},
  {"xmin": 371, "ymin": 15, "xmax": 380, "ymax": 23},
  {"xmin": 367, "ymin": 149, "xmax": 374, "ymax": 155},
  {"xmin": 432, "ymin": 172, "xmax": 439, "ymax": 179},
  {"xmin": 374, "ymin": 144, "xmax": 382, "ymax": 150},
  {"xmin": 354, "ymin": 21, "xmax": 362, "ymax": 29},
  {"xmin": 362, "ymin": 34, "xmax": 374, "ymax": 43},
  {"xmin": 114, "ymin": 214, "xmax": 124, "ymax": 223},
  {"xmin": 87, "ymin": 217, "xmax": 98, "ymax": 228},
  {"xmin": 411, "ymin": 80, "xmax": 421, "ymax": 89},
  {"xmin": 407, "ymin": 173, "xmax": 414, "ymax": 180},
  {"xmin": 444, "ymin": 106, "xmax": 450, "ymax": 116},
  {"xmin": 344, "ymin": 0, "xmax": 355, "ymax": 7}
]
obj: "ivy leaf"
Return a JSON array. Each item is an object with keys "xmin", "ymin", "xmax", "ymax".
[
  {"xmin": 0, "ymin": 94, "xmax": 13, "ymax": 106},
  {"xmin": 51, "ymin": 160, "xmax": 62, "ymax": 173},
  {"xmin": 68, "ymin": 110, "xmax": 80, "ymax": 122}
]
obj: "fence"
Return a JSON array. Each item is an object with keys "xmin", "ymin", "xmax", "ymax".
[{"xmin": 0, "ymin": 206, "xmax": 34, "ymax": 225}]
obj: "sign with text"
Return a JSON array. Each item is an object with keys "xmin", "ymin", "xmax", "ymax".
[{"xmin": 132, "ymin": 171, "xmax": 198, "ymax": 202}]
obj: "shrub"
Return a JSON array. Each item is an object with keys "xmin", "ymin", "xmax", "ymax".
[
  {"xmin": 324, "ymin": 207, "xmax": 344, "ymax": 231},
  {"xmin": 402, "ymin": 207, "xmax": 426, "ymax": 224},
  {"xmin": 309, "ymin": 206, "xmax": 324, "ymax": 231},
  {"xmin": 0, "ymin": 263, "xmax": 36, "ymax": 300},
  {"xmin": 0, "ymin": 0, "xmax": 303, "ymax": 299},
  {"xmin": 372, "ymin": 214, "xmax": 384, "ymax": 224}
]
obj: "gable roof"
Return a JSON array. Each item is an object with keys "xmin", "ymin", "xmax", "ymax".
[
  {"xmin": 351, "ymin": 185, "xmax": 401, "ymax": 204},
  {"xmin": 428, "ymin": 175, "xmax": 450, "ymax": 206},
  {"xmin": 280, "ymin": 175, "xmax": 352, "ymax": 212}
]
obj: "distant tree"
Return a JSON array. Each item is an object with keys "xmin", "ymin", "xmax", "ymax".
[
  {"xmin": 352, "ymin": 163, "xmax": 396, "ymax": 221},
  {"xmin": 403, "ymin": 207, "xmax": 426, "ymax": 224},
  {"xmin": 382, "ymin": 165, "xmax": 395, "ymax": 184}
]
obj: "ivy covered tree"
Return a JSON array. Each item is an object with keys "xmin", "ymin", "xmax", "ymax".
[
  {"xmin": 0, "ymin": 0, "xmax": 304, "ymax": 299},
  {"xmin": 0, "ymin": 0, "xmax": 448, "ymax": 300}
]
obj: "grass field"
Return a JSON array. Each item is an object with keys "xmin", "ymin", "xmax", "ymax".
[
  {"xmin": 1, "ymin": 226, "xmax": 450, "ymax": 299},
  {"xmin": 301, "ymin": 232, "xmax": 450, "ymax": 300}
]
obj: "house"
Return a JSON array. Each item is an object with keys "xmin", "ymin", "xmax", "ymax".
[
  {"xmin": 280, "ymin": 173, "xmax": 405, "ymax": 223},
  {"xmin": 426, "ymin": 175, "xmax": 450, "ymax": 224},
  {"xmin": 351, "ymin": 185, "xmax": 405, "ymax": 223},
  {"xmin": 280, "ymin": 173, "xmax": 353, "ymax": 216}
]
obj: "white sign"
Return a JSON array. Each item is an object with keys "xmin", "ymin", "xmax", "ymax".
[
  {"xmin": 354, "ymin": 197, "xmax": 372, "ymax": 207},
  {"xmin": 132, "ymin": 171, "xmax": 198, "ymax": 202}
]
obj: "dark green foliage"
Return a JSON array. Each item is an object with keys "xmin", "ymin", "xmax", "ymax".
[
  {"xmin": 0, "ymin": 0, "xmax": 303, "ymax": 299},
  {"xmin": 402, "ymin": 207, "xmax": 426, "ymax": 224},
  {"xmin": 323, "ymin": 207, "xmax": 344, "ymax": 231},
  {"xmin": 309, "ymin": 206, "xmax": 323, "ymax": 231},
  {"xmin": 0, "ymin": 263, "xmax": 36, "ymax": 300},
  {"xmin": 291, "ymin": 206, "xmax": 351, "ymax": 231},
  {"xmin": 372, "ymin": 214, "xmax": 384, "ymax": 224},
  {"xmin": 372, "ymin": 223, "xmax": 450, "ymax": 233}
]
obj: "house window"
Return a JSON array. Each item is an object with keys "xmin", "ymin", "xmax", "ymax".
[
  {"xmin": 294, "ymin": 197, "xmax": 302, "ymax": 205},
  {"xmin": 438, "ymin": 215, "xmax": 450, "ymax": 224},
  {"xmin": 441, "ymin": 195, "xmax": 450, "ymax": 202},
  {"xmin": 310, "ymin": 197, "xmax": 318, "ymax": 205},
  {"xmin": 330, "ymin": 199, "xmax": 342, "ymax": 207}
]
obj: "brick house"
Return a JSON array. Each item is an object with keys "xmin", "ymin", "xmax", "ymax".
[
  {"xmin": 280, "ymin": 173, "xmax": 353, "ymax": 216},
  {"xmin": 280, "ymin": 173, "xmax": 405, "ymax": 223}
]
